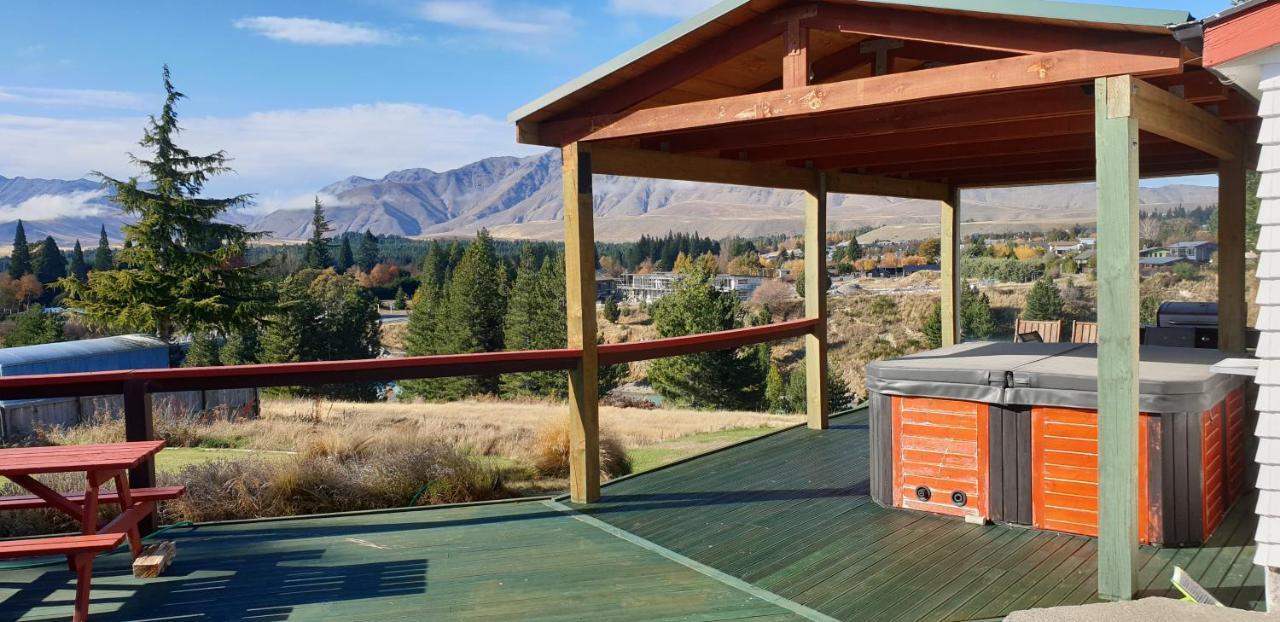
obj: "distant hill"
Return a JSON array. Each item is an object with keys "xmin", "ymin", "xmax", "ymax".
[{"xmin": 1, "ymin": 152, "xmax": 1220, "ymax": 246}]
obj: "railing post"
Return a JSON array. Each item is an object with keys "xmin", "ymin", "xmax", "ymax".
[
  {"xmin": 940, "ymin": 186, "xmax": 962, "ymax": 346},
  {"xmin": 804, "ymin": 171, "xmax": 830, "ymax": 430},
  {"xmin": 123, "ymin": 379, "xmax": 156, "ymax": 534},
  {"xmin": 1095, "ymin": 75, "xmax": 1140, "ymax": 601},
  {"xmin": 563, "ymin": 142, "xmax": 601, "ymax": 503}
]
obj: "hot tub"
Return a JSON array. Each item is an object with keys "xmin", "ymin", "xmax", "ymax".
[{"xmin": 866, "ymin": 342, "xmax": 1250, "ymax": 546}]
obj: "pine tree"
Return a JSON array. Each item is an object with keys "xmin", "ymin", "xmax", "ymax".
[
  {"xmin": 185, "ymin": 332, "xmax": 222, "ymax": 367},
  {"xmin": 358, "ymin": 230, "xmax": 379, "ymax": 271},
  {"xmin": 4, "ymin": 307, "xmax": 64, "ymax": 347},
  {"xmin": 393, "ymin": 286, "xmax": 408, "ymax": 310},
  {"xmin": 603, "ymin": 295, "xmax": 620, "ymax": 323},
  {"xmin": 764, "ymin": 364, "xmax": 786, "ymax": 413},
  {"xmin": 960, "ymin": 287, "xmax": 998, "ymax": 339},
  {"xmin": 220, "ymin": 326, "xmax": 261, "ymax": 365},
  {"xmin": 33, "ymin": 236, "xmax": 67, "ymax": 284},
  {"xmin": 784, "ymin": 367, "xmax": 807, "ymax": 413},
  {"xmin": 420, "ymin": 241, "xmax": 445, "ymax": 285},
  {"xmin": 829, "ymin": 369, "xmax": 856, "ymax": 411},
  {"xmin": 59, "ymin": 66, "xmax": 275, "ymax": 341},
  {"xmin": 303, "ymin": 197, "xmax": 333, "ymax": 269},
  {"xmin": 922, "ymin": 301, "xmax": 943, "ymax": 349},
  {"xmin": 69, "ymin": 240, "xmax": 89, "ymax": 282},
  {"xmin": 1022, "ymin": 278, "xmax": 1065, "ymax": 321},
  {"xmin": 501, "ymin": 246, "xmax": 563, "ymax": 397},
  {"xmin": 648, "ymin": 265, "xmax": 766, "ymax": 409},
  {"xmin": 336, "ymin": 236, "xmax": 354, "ymax": 273},
  {"xmin": 845, "ymin": 238, "xmax": 863, "ymax": 261},
  {"xmin": 9, "ymin": 220, "xmax": 31, "ymax": 279},
  {"xmin": 93, "ymin": 226, "xmax": 112, "ymax": 271}
]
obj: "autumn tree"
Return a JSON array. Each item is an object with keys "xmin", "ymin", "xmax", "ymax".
[{"xmin": 60, "ymin": 67, "xmax": 274, "ymax": 341}]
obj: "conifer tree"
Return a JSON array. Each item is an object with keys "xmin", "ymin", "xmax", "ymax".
[
  {"xmin": 648, "ymin": 265, "xmax": 766, "ymax": 409},
  {"xmin": 961, "ymin": 287, "xmax": 998, "ymax": 339},
  {"xmin": 185, "ymin": 332, "xmax": 222, "ymax": 367},
  {"xmin": 923, "ymin": 301, "xmax": 943, "ymax": 349},
  {"xmin": 357, "ymin": 230, "xmax": 379, "ymax": 271},
  {"xmin": 303, "ymin": 197, "xmax": 332, "ymax": 269},
  {"xmin": 220, "ymin": 326, "xmax": 260, "ymax": 366},
  {"xmin": 501, "ymin": 246, "xmax": 562, "ymax": 397},
  {"xmin": 603, "ymin": 295, "xmax": 620, "ymax": 323},
  {"xmin": 60, "ymin": 66, "xmax": 274, "ymax": 341},
  {"xmin": 70, "ymin": 240, "xmax": 89, "ymax": 282},
  {"xmin": 1022, "ymin": 278, "xmax": 1065, "ymax": 321},
  {"xmin": 33, "ymin": 236, "xmax": 67, "ymax": 284},
  {"xmin": 393, "ymin": 286, "xmax": 408, "ymax": 310},
  {"xmin": 9, "ymin": 220, "xmax": 31, "ymax": 279},
  {"xmin": 764, "ymin": 364, "xmax": 786, "ymax": 413},
  {"xmin": 420, "ymin": 241, "xmax": 446, "ymax": 286},
  {"xmin": 93, "ymin": 226, "xmax": 112, "ymax": 271},
  {"xmin": 336, "ymin": 236, "xmax": 354, "ymax": 273},
  {"xmin": 784, "ymin": 367, "xmax": 807, "ymax": 413}
]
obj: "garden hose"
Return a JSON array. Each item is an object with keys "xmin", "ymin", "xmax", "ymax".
[{"xmin": 0, "ymin": 521, "xmax": 196, "ymax": 570}]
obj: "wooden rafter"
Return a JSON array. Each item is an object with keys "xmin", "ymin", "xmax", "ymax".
[
  {"xmin": 803, "ymin": 3, "xmax": 1182, "ymax": 57},
  {"xmin": 588, "ymin": 144, "xmax": 950, "ymax": 201},
  {"xmin": 532, "ymin": 49, "xmax": 1182, "ymax": 146},
  {"xmin": 1122, "ymin": 76, "xmax": 1248, "ymax": 160}
]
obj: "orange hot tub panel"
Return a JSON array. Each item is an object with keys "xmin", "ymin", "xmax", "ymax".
[{"xmin": 892, "ymin": 397, "xmax": 988, "ymax": 519}]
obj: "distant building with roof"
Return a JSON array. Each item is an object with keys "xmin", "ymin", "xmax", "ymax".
[{"xmin": 1168, "ymin": 240, "xmax": 1218, "ymax": 263}]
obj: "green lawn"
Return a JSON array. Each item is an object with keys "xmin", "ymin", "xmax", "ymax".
[
  {"xmin": 628, "ymin": 426, "xmax": 786, "ymax": 473},
  {"xmin": 155, "ymin": 447, "xmax": 291, "ymax": 473}
]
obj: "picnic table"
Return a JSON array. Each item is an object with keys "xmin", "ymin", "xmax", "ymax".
[{"xmin": 0, "ymin": 441, "xmax": 185, "ymax": 621}]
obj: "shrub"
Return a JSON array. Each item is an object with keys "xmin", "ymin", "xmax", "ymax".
[
  {"xmin": 961, "ymin": 257, "xmax": 1045, "ymax": 283},
  {"xmin": 529, "ymin": 421, "xmax": 632, "ymax": 480}
]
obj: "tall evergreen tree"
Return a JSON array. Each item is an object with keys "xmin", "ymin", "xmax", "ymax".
[
  {"xmin": 303, "ymin": 197, "xmax": 332, "ymax": 269},
  {"xmin": 69, "ymin": 240, "xmax": 89, "ymax": 282},
  {"xmin": 420, "ymin": 240, "xmax": 446, "ymax": 285},
  {"xmin": 1022, "ymin": 278, "xmax": 1065, "ymax": 321},
  {"xmin": 185, "ymin": 332, "xmax": 222, "ymax": 367},
  {"xmin": 220, "ymin": 326, "xmax": 261, "ymax": 366},
  {"xmin": 922, "ymin": 301, "xmax": 943, "ymax": 349},
  {"xmin": 648, "ymin": 265, "xmax": 766, "ymax": 409},
  {"xmin": 402, "ymin": 230, "xmax": 505, "ymax": 399},
  {"xmin": 357, "ymin": 230, "xmax": 379, "ymax": 271},
  {"xmin": 60, "ymin": 66, "xmax": 275, "ymax": 341},
  {"xmin": 501, "ymin": 246, "xmax": 565, "ymax": 397},
  {"xmin": 9, "ymin": 220, "xmax": 31, "ymax": 279},
  {"xmin": 93, "ymin": 226, "xmax": 113, "ymax": 271},
  {"xmin": 960, "ymin": 287, "xmax": 998, "ymax": 339},
  {"xmin": 33, "ymin": 236, "xmax": 67, "ymax": 284},
  {"xmin": 764, "ymin": 364, "xmax": 786, "ymax": 413},
  {"xmin": 335, "ymin": 236, "xmax": 355, "ymax": 273}
]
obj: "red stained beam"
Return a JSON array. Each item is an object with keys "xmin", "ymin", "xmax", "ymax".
[
  {"xmin": 598, "ymin": 319, "xmax": 817, "ymax": 366},
  {"xmin": 805, "ymin": 3, "xmax": 1183, "ymax": 57}
]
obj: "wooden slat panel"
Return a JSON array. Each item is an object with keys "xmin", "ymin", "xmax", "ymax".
[
  {"xmin": 1202, "ymin": 403, "xmax": 1227, "ymax": 539},
  {"xmin": 893, "ymin": 397, "xmax": 987, "ymax": 519}
]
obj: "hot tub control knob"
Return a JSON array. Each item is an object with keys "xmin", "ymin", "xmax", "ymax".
[
  {"xmin": 951, "ymin": 491, "xmax": 967, "ymax": 507},
  {"xmin": 915, "ymin": 486, "xmax": 931, "ymax": 502}
]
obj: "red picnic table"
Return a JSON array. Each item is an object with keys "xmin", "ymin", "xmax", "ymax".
[{"xmin": 0, "ymin": 441, "xmax": 185, "ymax": 621}]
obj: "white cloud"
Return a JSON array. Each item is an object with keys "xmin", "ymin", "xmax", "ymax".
[
  {"xmin": 417, "ymin": 1, "xmax": 573, "ymax": 35},
  {"xmin": 233, "ymin": 16, "xmax": 400, "ymax": 46},
  {"xmin": 0, "ymin": 190, "xmax": 106, "ymax": 223},
  {"xmin": 608, "ymin": 0, "xmax": 722, "ymax": 19},
  {"xmin": 0, "ymin": 86, "xmax": 148, "ymax": 110},
  {"xmin": 0, "ymin": 104, "xmax": 543, "ymax": 216}
]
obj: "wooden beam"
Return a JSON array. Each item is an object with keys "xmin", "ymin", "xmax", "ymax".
[
  {"xmin": 1095, "ymin": 74, "xmax": 1140, "ymax": 601},
  {"xmin": 123, "ymin": 380, "xmax": 156, "ymax": 535},
  {"xmin": 804, "ymin": 172, "xmax": 829, "ymax": 430},
  {"xmin": 783, "ymin": 19, "xmax": 810, "ymax": 89},
  {"xmin": 544, "ymin": 49, "xmax": 1181, "ymax": 145},
  {"xmin": 1218, "ymin": 156, "xmax": 1247, "ymax": 352},
  {"xmin": 598, "ymin": 319, "xmax": 817, "ymax": 365},
  {"xmin": 805, "ymin": 3, "xmax": 1183, "ymax": 57},
  {"xmin": 1128, "ymin": 77, "xmax": 1247, "ymax": 160},
  {"xmin": 590, "ymin": 144, "xmax": 951, "ymax": 200},
  {"xmin": 940, "ymin": 187, "xmax": 961, "ymax": 346},
  {"xmin": 562, "ymin": 142, "xmax": 600, "ymax": 504}
]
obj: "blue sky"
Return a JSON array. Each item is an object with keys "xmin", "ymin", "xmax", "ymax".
[{"xmin": 0, "ymin": 0, "xmax": 1235, "ymax": 217}]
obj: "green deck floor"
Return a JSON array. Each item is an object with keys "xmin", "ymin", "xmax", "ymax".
[
  {"xmin": 0, "ymin": 501, "xmax": 805, "ymax": 621},
  {"xmin": 0, "ymin": 408, "xmax": 1264, "ymax": 621},
  {"xmin": 579, "ymin": 410, "xmax": 1266, "ymax": 621}
]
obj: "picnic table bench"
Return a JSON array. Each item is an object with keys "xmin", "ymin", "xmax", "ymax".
[{"xmin": 0, "ymin": 441, "xmax": 185, "ymax": 621}]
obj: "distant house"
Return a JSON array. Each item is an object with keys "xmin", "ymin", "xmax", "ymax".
[
  {"xmin": 1073, "ymin": 249, "xmax": 1096, "ymax": 269},
  {"xmin": 1168, "ymin": 240, "xmax": 1217, "ymax": 263},
  {"xmin": 1047, "ymin": 240, "xmax": 1086, "ymax": 255},
  {"xmin": 868, "ymin": 263, "xmax": 939, "ymax": 278},
  {"xmin": 596, "ymin": 277, "xmax": 619, "ymax": 302},
  {"xmin": 1139, "ymin": 256, "xmax": 1192, "ymax": 272},
  {"xmin": 1139, "ymin": 247, "xmax": 1170, "ymax": 258},
  {"xmin": 619, "ymin": 272, "xmax": 764, "ymax": 303}
]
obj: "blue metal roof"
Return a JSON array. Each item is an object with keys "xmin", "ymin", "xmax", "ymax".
[{"xmin": 0, "ymin": 335, "xmax": 169, "ymax": 376}]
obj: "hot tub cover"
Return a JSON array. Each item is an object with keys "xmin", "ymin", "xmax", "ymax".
[{"xmin": 867, "ymin": 342, "xmax": 1245, "ymax": 412}]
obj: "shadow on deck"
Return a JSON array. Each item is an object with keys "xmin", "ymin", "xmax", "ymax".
[
  {"xmin": 578, "ymin": 410, "xmax": 1265, "ymax": 622},
  {"xmin": 0, "ymin": 409, "xmax": 1262, "ymax": 621}
]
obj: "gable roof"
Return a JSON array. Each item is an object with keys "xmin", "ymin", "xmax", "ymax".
[{"xmin": 509, "ymin": 0, "xmax": 1193, "ymax": 124}]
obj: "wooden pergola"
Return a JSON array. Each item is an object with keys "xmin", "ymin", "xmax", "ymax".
[{"xmin": 509, "ymin": 0, "xmax": 1261, "ymax": 601}]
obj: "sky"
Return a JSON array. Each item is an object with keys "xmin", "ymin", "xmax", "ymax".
[{"xmin": 0, "ymin": 0, "xmax": 1238, "ymax": 217}]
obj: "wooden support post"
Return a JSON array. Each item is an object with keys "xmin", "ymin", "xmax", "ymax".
[
  {"xmin": 805, "ymin": 172, "xmax": 829, "ymax": 430},
  {"xmin": 563, "ymin": 142, "xmax": 601, "ymax": 503},
  {"xmin": 783, "ymin": 19, "xmax": 810, "ymax": 89},
  {"xmin": 1095, "ymin": 75, "xmax": 1140, "ymax": 601},
  {"xmin": 940, "ymin": 187, "xmax": 961, "ymax": 346},
  {"xmin": 1218, "ymin": 156, "xmax": 1247, "ymax": 353},
  {"xmin": 122, "ymin": 380, "xmax": 156, "ymax": 535}
]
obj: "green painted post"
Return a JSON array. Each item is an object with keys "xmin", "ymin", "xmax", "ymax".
[{"xmin": 1095, "ymin": 75, "xmax": 1140, "ymax": 601}]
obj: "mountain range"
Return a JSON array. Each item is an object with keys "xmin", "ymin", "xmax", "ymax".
[{"xmin": 1, "ymin": 150, "xmax": 1220, "ymax": 246}]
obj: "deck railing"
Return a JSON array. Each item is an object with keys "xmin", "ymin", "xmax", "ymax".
[{"xmin": 0, "ymin": 318, "xmax": 816, "ymax": 530}]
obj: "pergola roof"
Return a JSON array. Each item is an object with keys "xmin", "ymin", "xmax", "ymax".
[{"xmin": 511, "ymin": 0, "xmax": 1258, "ymax": 189}]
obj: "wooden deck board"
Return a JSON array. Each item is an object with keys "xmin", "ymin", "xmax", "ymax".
[
  {"xmin": 584, "ymin": 410, "xmax": 1265, "ymax": 621},
  {"xmin": 0, "ymin": 501, "xmax": 806, "ymax": 621}
]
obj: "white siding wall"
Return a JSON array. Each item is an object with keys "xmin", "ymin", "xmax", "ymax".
[{"xmin": 1254, "ymin": 63, "xmax": 1280, "ymax": 570}]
